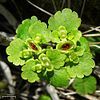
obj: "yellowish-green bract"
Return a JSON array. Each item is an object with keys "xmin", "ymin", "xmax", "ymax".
[{"xmin": 6, "ymin": 8, "xmax": 96, "ymax": 94}]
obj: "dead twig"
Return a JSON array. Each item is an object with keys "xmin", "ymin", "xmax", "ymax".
[
  {"xmin": 0, "ymin": 4, "xmax": 17, "ymax": 29},
  {"xmin": 83, "ymin": 33, "xmax": 100, "ymax": 37},
  {"xmin": 83, "ymin": 26, "xmax": 100, "ymax": 34},
  {"xmin": 0, "ymin": 32, "xmax": 14, "ymax": 46},
  {"xmin": 46, "ymin": 84, "xmax": 60, "ymax": 100},
  {"xmin": 0, "ymin": 61, "xmax": 15, "ymax": 94},
  {"xmin": 89, "ymin": 42, "xmax": 100, "ymax": 45},
  {"xmin": 90, "ymin": 45, "xmax": 100, "ymax": 49},
  {"xmin": 26, "ymin": 0, "xmax": 53, "ymax": 16}
]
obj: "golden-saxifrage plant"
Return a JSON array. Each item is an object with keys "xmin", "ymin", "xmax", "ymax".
[{"xmin": 6, "ymin": 8, "xmax": 96, "ymax": 95}]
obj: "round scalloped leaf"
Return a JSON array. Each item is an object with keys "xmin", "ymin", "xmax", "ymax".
[
  {"xmin": 67, "ymin": 51, "xmax": 95, "ymax": 78},
  {"xmin": 66, "ymin": 66, "xmax": 77, "ymax": 78},
  {"xmin": 48, "ymin": 8, "xmax": 81, "ymax": 32},
  {"xmin": 28, "ymin": 21, "xmax": 51, "ymax": 43},
  {"xmin": 16, "ymin": 16, "xmax": 38, "ymax": 40},
  {"xmin": 78, "ymin": 52, "xmax": 95, "ymax": 76},
  {"xmin": 21, "ymin": 59, "xmax": 36, "ymax": 71},
  {"xmin": 66, "ymin": 36, "xmax": 95, "ymax": 78},
  {"xmin": 72, "ymin": 76, "xmax": 96, "ymax": 94},
  {"xmin": 6, "ymin": 38, "xmax": 26, "ymax": 66},
  {"xmin": 74, "ymin": 46, "xmax": 85, "ymax": 57},
  {"xmin": 21, "ymin": 70, "xmax": 39, "ymax": 83},
  {"xmin": 79, "ymin": 37, "xmax": 90, "ymax": 52},
  {"xmin": 46, "ymin": 49, "xmax": 66, "ymax": 69},
  {"xmin": 21, "ymin": 59, "xmax": 40, "ymax": 82},
  {"xmin": 50, "ymin": 68, "xmax": 70, "ymax": 87}
]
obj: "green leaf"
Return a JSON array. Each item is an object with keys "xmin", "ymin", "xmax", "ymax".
[
  {"xmin": 50, "ymin": 26, "xmax": 68, "ymax": 43},
  {"xmin": 69, "ymin": 52, "xmax": 79, "ymax": 63},
  {"xmin": 21, "ymin": 59, "xmax": 35, "ymax": 71},
  {"xmin": 78, "ymin": 52, "xmax": 95, "ymax": 77},
  {"xmin": 67, "ymin": 30, "xmax": 82, "ymax": 44},
  {"xmin": 39, "ymin": 95, "xmax": 51, "ymax": 100},
  {"xmin": 46, "ymin": 49, "xmax": 66, "ymax": 69},
  {"xmin": 66, "ymin": 66, "xmax": 77, "ymax": 78},
  {"xmin": 6, "ymin": 38, "xmax": 26, "ymax": 65},
  {"xmin": 79, "ymin": 37, "xmax": 90, "ymax": 52},
  {"xmin": 66, "ymin": 36, "xmax": 95, "ymax": 78},
  {"xmin": 21, "ymin": 59, "xmax": 40, "ymax": 82},
  {"xmin": 72, "ymin": 76, "xmax": 96, "ymax": 94},
  {"xmin": 28, "ymin": 21, "xmax": 51, "ymax": 43},
  {"xmin": 50, "ymin": 68, "xmax": 69, "ymax": 87},
  {"xmin": 16, "ymin": 16, "xmax": 38, "ymax": 40},
  {"xmin": 74, "ymin": 46, "xmax": 85, "ymax": 56},
  {"xmin": 50, "ymin": 30, "xmax": 60, "ymax": 43},
  {"xmin": 67, "ymin": 52, "xmax": 95, "ymax": 78},
  {"xmin": 48, "ymin": 8, "xmax": 81, "ymax": 32},
  {"xmin": 21, "ymin": 70, "xmax": 39, "ymax": 83}
]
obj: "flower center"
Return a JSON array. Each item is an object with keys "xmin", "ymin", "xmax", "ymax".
[
  {"xmin": 29, "ymin": 43, "xmax": 38, "ymax": 50},
  {"xmin": 61, "ymin": 43, "xmax": 70, "ymax": 50}
]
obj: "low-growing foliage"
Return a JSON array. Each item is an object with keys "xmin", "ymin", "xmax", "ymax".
[{"xmin": 6, "ymin": 8, "xmax": 96, "ymax": 94}]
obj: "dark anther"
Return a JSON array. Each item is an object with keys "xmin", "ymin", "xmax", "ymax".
[
  {"xmin": 29, "ymin": 42, "xmax": 38, "ymax": 50},
  {"xmin": 61, "ymin": 43, "xmax": 71, "ymax": 50}
]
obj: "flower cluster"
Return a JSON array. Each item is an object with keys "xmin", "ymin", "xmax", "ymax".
[{"xmin": 6, "ymin": 9, "xmax": 95, "ymax": 94}]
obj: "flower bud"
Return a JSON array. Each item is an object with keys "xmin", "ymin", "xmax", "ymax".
[{"xmin": 21, "ymin": 50, "xmax": 32, "ymax": 59}]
